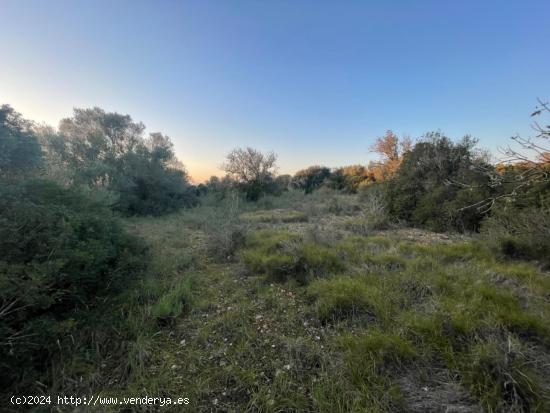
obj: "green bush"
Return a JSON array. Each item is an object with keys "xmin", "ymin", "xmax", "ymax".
[
  {"xmin": 0, "ymin": 178, "xmax": 146, "ymax": 389},
  {"xmin": 292, "ymin": 166, "xmax": 331, "ymax": 194},
  {"xmin": 0, "ymin": 105, "xmax": 43, "ymax": 176},
  {"xmin": 308, "ymin": 276, "xmax": 384, "ymax": 321},
  {"xmin": 240, "ymin": 209, "xmax": 307, "ymax": 223},
  {"xmin": 458, "ymin": 341, "xmax": 547, "ymax": 412},
  {"xmin": 48, "ymin": 108, "xmax": 197, "ymax": 215},
  {"xmin": 386, "ymin": 133, "xmax": 492, "ymax": 232},
  {"xmin": 481, "ymin": 205, "xmax": 550, "ymax": 267},
  {"xmin": 240, "ymin": 230, "xmax": 344, "ymax": 282}
]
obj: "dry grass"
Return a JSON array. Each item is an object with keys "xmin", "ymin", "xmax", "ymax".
[{"xmin": 79, "ymin": 191, "xmax": 550, "ymax": 412}]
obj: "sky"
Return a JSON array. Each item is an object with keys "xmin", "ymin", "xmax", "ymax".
[{"xmin": 1, "ymin": 0, "xmax": 549, "ymax": 182}]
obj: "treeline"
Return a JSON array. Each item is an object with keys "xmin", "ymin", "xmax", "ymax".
[{"xmin": 198, "ymin": 113, "xmax": 549, "ymax": 264}]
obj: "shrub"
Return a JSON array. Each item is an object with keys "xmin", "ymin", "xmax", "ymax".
[
  {"xmin": 308, "ymin": 276, "xmax": 383, "ymax": 321},
  {"xmin": 199, "ymin": 193, "xmax": 249, "ymax": 260},
  {"xmin": 326, "ymin": 165, "xmax": 375, "ymax": 193},
  {"xmin": 49, "ymin": 108, "xmax": 197, "ymax": 215},
  {"xmin": 458, "ymin": 340, "xmax": 547, "ymax": 412},
  {"xmin": 113, "ymin": 140, "xmax": 198, "ymax": 215},
  {"xmin": 221, "ymin": 147, "xmax": 278, "ymax": 201},
  {"xmin": 0, "ymin": 178, "xmax": 146, "ymax": 389},
  {"xmin": 481, "ymin": 205, "xmax": 550, "ymax": 267},
  {"xmin": 239, "ymin": 209, "xmax": 307, "ymax": 223},
  {"xmin": 240, "ymin": 230, "xmax": 345, "ymax": 282},
  {"xmin": 151, "ymin": 277, "xmax": 195, "ymax": 322},
  {"xmin": 0, "ymin": 105, "xmax": 43, "ymax": 176},
  {"xmin": 292, "ymin": 166, "xmax": 331, "ymax": 194},
  {"xmin": 386, "ymin": 132, "xmax": 492, "ymax": 232}
]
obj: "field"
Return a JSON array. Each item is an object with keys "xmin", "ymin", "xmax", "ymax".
[{"xmin": 92, "ymin": 190, "xmax": 550, "ymax": 412}]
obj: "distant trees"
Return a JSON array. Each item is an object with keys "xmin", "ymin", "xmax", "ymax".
[
  {"xmin": 292, "ymin": 166, "xmax": 331, "ymax": 194},
  {"xmin": 274, "ymin": 174, "xmax": 292, "ymax": 193},
  {"xmin": 326, "ymin": 165, "xmax": 375, "ymax": 193},
  {"xmin": 222, "ymin": 147, "xmax": 278, "ymax": 200},
  {"xmin": 44, "ymin": 107, "xmax": 197, "ymax": 214},
  {"xmin": 369, "ymin": 130, "xmax": 412, "ymax": 181}
]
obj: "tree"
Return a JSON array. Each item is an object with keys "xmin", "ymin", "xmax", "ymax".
[
  {"xmin": 387, "ymin": 132, "xmax": 492, "ymax": 232},
  {"xmin": 473, "ymin": 98, "xmax": 550, "ymax": 211},
  {"xmin": 325, "ymin": 165, "xmax": 375, "ymax": 193},
  {"xmin": 0, "ymin": 105, "xmax": 42, "ymax": 177},
  {"xmin": 50, "ymin": 107, "xmax": 196, "ymax": 214},
  {"xmin": 369, "ymin": 130, "xmax": 412, "ymax": 180},
  {"xmin": 292, "ymin": 166, "xmax": 331, "ymax": 194},
  {"xmin": 57, "ymin": 107, "xmax": 145, "ymax": 186},
  {"xmin": 274, "ymin": 174, "xmax": 292, "ymax": 193},
  {"xmin": 475, "ymin": 100, "xmax": 550, "ymax": 264},
  {"xmin": 221, "ymin": 147, "xmax": 278, "ymax": 200},
  {"xmin": 114, "ymin": 135, "xmax": 197, "ymax": 215}
]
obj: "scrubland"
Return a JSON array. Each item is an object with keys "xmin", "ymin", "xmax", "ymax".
[
  {"xmin": 3, "ymin": 104, "xmax": 549, "ymax": 412},
  {"xmin": 95, "ymin": 190, "xmax": 550, "ymax": 412}
]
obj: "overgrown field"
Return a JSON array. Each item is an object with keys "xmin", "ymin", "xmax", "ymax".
[{"xmin": 87, "ymin": 190, "xmax": 550, "ymax": 412}]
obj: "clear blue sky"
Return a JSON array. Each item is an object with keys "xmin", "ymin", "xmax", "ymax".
[{"xmin": 1, "ymin": 0, "xmax": 549, "ymax": 182}]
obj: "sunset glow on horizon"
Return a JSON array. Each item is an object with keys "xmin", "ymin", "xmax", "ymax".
[{"xmin": 2, "ymin": 0, "xmax": 549, "ymax": 182}]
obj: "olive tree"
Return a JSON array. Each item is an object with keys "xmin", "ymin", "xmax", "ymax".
[{"xmin": 221, "ymin": 147, "xmax": 278, "ymax": 200}]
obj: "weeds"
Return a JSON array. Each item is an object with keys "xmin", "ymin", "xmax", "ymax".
[{"xmin": 35, "ymin": 191, "xmax": 550, "ymax": 412}]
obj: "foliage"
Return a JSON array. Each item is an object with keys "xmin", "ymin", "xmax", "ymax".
[
  {"xmin": 386, "ymin": 132, "xmax": 492, "ymax": 232},
  {"xmin": 292, "ymin": 166, "xmax": 331, "ymax": 194},
  {"xmin": 481, "ymin": 204, "xmax": 550, "ymax": 266},
  {"xmin": 240, "ymin": 209, "xmax": 307, "ymax": 223},
  {"xmin": 274, "ymin": 174, "xmax": 293, "ymax": 193},
  {"xmin": 326, "ymin": 165, "xmax": 375, "ymax": 193},
  {"xmin": 240, "ymin": 230, "xmax": 344, "ymax": 283},
  {"xmin": 0, "ymin": 104, "xmax": 43, "ymax": 176},
  {"xmin": 0, "ymin": 178, "xmax": 146, "ymax": 390},
  {"xmin": 368, "ymin": 130, "xmax": 412, "ymax": 181},
  {"xmin": 113, "ymin": 135, "xmax": 198, "ymax": 215},
  {"xmin": 222, "ymin": 147, "xmax": 278, "ymax": 201},
  {"xmin": 47, "ymin": 107, "xmax": 197, "ymax": 214}
]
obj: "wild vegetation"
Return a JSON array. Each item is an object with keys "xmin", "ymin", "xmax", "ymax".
[{"xmin": 1, "ymin": 102, "xmax": 549, "ymax": 412}]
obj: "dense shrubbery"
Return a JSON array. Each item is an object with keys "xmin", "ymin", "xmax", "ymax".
[
  {"xmin": 42, "ymin": 107, "xmax": 197, "ymax": 215},
  {"xmin": 0, "ymin": 105, "xmax": 43, "ymax": 175},
  {"xmin": 386, "ymin": 132, "xmax": 492, "ymax": 232},
  {"xmin": 0, "ymin": 179, "xmax": 146, "ymax": 389},
  {"xmin": 240, "ymin": 230, "xmax": 345, "ymax": 283},
  {"xmin": 112, "ymin": 135, "xmax": 198, "ymax": 215},
  {"xmin": 325, "ymin": 165, "xmax": 375, "ymax": 193},
  {"xmin": 0, "ymin": 108, "xmax": 147, "ymax": 391},
  {"xmin": 221, "ymin": 147, "xmax": 279, "ymax": 201},
  {"xmin": 292, "ymin": 166, "xmax": 331, "ymax": 193}
]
